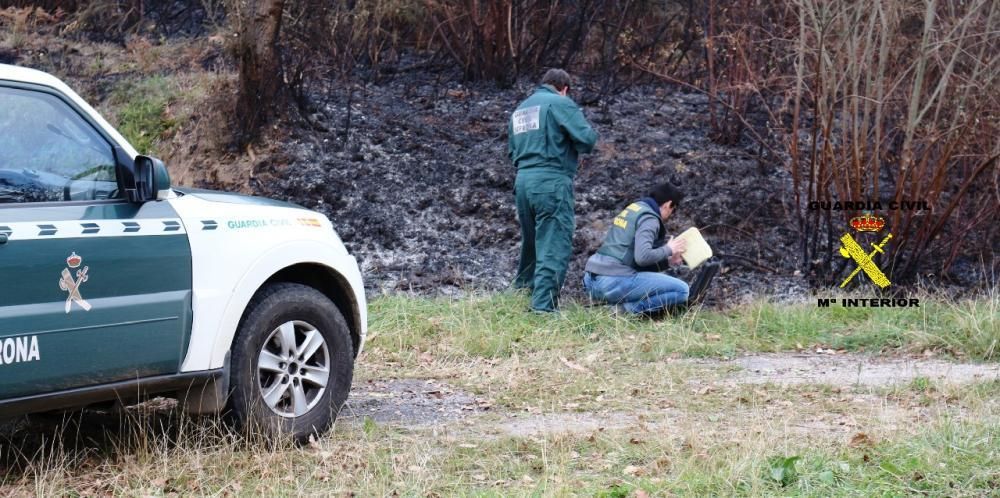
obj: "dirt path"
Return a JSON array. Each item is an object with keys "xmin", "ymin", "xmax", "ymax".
[
  {"xmin": 340, "ymin": 378, "xmax": 483, "ymax": 426},
  {"xmin": 710, "ymin": 353, "xmax": 1000, "ymax": 387},
  {"xmin": 340, "ymin": 353, "xmax": 1000, "ymax": 440}
]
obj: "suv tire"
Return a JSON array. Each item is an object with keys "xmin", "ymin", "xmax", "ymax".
[{"xmin": 226, "ymin": 283, "xmax": 354, "ymax": 442}]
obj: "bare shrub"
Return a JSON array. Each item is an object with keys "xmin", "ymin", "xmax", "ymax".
[
  {"xmin": 774, "ymin": 0, "xmax": 999, "ymax": 282},
  {"xmin": 629, "ymin": 1, "xmax": 799, "ymax": 144},
  {"xmin": 221, "ymin": 1, "xmax": 705, "ymax": 141},
  {"xmin": 324, "ymin": 0, "xmax": 433, "ymax": 80},
  {"xmin": 420, "ymin": 0, "xmax": 700, "ymax": 87},
  {"xmin": 0, "ymin": 6, "xmax": 58, "ymax": 48},
  {"xmin": 0, "ymin": 0, "xmax": 81, "ymax": 9},
  {"xmin": 630, "ymin": 0, "xmax": 997, "ymax": 283}
]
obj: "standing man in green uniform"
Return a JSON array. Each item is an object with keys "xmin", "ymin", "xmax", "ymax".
[{"xmin": 509, "ymin": 69, "xmax": 599, "ymax": 312}]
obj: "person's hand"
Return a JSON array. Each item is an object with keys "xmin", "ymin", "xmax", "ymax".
[
  {"xmin": 666, "ymin": 236, "xmax": 687, "ymax": 255},
  {"xmin": 669, "ymin": 252, "xmax": 684, "ymax": 266}
]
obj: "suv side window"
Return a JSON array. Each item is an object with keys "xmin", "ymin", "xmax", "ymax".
[{"xmin": 0, "ymin": 86, "xmax": 119, "ymax": 204}]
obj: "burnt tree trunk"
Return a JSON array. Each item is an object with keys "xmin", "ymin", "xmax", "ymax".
[{"xmin": 233, "ymin": 0, "xmax": 287, "ymax": 145}]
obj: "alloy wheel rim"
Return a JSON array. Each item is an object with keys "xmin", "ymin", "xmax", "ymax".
[{"xmin": 257, "ymin": 320, "xmax": 330, "ymax": 418}]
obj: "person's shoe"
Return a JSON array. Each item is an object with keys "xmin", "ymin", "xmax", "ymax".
[
  {"xmin": 687, "ymin": 260, "xmax": 721, "ymax": 305},
  {"xmin": 635, "ymin": 306, "xmax": 672, "ymax": 319}
]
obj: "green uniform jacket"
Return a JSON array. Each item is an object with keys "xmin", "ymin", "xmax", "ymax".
[{"xmin": 508, "ymin": 85, "xmax": 598, "ymax": 178}]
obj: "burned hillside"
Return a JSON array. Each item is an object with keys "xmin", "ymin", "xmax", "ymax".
[{"xmin": 1, "ymin": 0, "xmax": 995, "ymax": 301}]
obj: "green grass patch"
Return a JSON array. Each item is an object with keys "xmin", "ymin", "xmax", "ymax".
[
  {"xmin": 108, "ymin": 76, "xmax": 177, "ymax": 155},
  {"xmin": 783, "ymin": 419, "xmax": 999, "ymax": 497},
  {"xmin": 659, "ymin": 420, "xmax": 1000, "ymax": 496},
  {"xmin": 409, "ymin": 418, "xmax": 1000, "ymax": 496},
  {"xmin": 368, "ymin": 292, "xmax": 999, "ymax": 361}
]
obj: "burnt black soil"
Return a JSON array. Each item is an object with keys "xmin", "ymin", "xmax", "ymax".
[
  {"xmin": 0, "ymin": 8, "xmax": 810, "ymax": 303},
  {"xmin": 254, "ymin": 71, "xmax": 808, "ymax": 303}
]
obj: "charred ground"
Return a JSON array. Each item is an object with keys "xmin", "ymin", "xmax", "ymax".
[
  {"xmin": 253, "ymin": 68, "xmax": 806, "ymax": 303},
  {"xmin": 1, "ymin": 6, "xmax": 991, "ymax": 302}
]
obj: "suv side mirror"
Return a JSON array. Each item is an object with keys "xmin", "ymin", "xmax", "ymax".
[{"xmin": 126, "ymin": 155, "xmax": 172, "ymax": 202}]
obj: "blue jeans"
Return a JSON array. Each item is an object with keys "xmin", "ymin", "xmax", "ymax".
[{"xmin": 583, "ymin": 272, "xmax": 689, "ymax": 315}]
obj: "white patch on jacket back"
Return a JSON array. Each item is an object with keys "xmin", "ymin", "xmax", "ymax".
[{"xmin": 512, "ymin": 106, "xmax": 540, "ymax": 134}]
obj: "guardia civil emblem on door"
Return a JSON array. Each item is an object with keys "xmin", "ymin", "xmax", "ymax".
[{"xmin": 59, "ymin": 252, "xmax": 91, "ymax": 313}]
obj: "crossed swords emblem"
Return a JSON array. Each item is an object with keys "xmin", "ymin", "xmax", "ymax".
[
  {"xmin": 839, "ymin": 232, "xmax": 893, "ymax": 288},
  {"xmin": 59, "ymin": 265, "xmax": 91, "ymax": 313}
]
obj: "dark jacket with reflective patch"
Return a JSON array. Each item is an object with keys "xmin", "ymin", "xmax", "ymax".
[
  {"xmin": 586, "ymin": 202, "xmax": 672, "ymax": 275},
  {"xmin": 508, "ymin": 85, "xmax": 598, "ymax": 178}
]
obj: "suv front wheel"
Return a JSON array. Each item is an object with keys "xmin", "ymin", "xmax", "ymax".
[{"xmin": 226, "ymin": 283, "xmax": 354, "ymax": 442}]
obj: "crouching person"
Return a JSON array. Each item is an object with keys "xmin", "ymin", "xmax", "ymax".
[{"xmin": 583, "ymin": 183, "xmax": 690, "ymax": 316}]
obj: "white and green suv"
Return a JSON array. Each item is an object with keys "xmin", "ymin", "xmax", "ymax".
[{"xmin": 0, "ymin": 64, "xmax": 367, "ymax": 440}]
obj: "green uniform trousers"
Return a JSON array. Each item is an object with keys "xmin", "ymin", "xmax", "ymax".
[{"xmin": 513, "ymin": 170, "xmax": 575, "ymax": 312}]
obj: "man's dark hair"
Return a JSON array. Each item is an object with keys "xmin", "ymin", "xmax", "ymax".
[
  {"xmin": 541, "ymin": 69, "xmax": 572, "ymax": 92},
  {"xmin": 650, "ymin": 182, "xmax": 684, "ymax": 208}
]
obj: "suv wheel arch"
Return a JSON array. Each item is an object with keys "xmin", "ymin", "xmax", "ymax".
[{"xmin": 261, "ymin": 263, "xmax": 362, "ymax": 357}]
